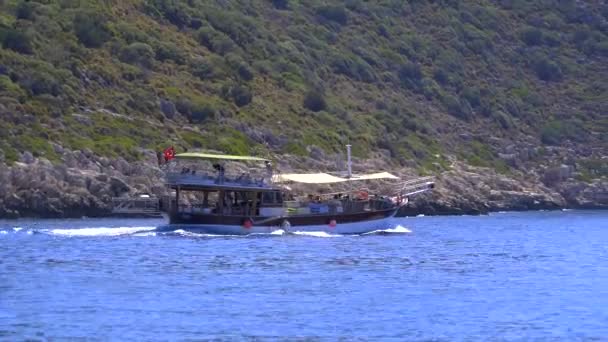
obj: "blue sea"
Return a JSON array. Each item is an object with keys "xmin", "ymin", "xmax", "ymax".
[{"xmin": 1, "ymin": 210, "xmax": 607, "ymax": 341}]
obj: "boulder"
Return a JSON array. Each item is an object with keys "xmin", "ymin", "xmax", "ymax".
[
  {"xmin": 109, "ymin": 177, "xmax": 130, "ymax": 196},
  {"xmin": 20, "ymin": 151, "xmax": 35, "ymax": 164},
  {"xmin": 542, "ymin": 165, "xmax": 573, "ymax": 186},
  {"xmin": 112, "ymin": 158, "xmax": 131, "ymax": 175},
  {"xmin": 52, "ymin": 143, "xmax": 65, "ymax": 155},
  {"xmin": 160, "ymin": 99, "xmax": 177, "ymax": 119}
]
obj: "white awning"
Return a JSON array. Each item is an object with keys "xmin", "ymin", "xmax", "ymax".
[
  {"xmin": 273, "ymin": 173, "xmax": 347, "ymax": 184},
  {"xmin": 273, "ymin": 172, "xmax": 400, "ymax": 184},
  {"xmin": 350, "ymin": 172, "xmax": 399, "ymax": 181}
]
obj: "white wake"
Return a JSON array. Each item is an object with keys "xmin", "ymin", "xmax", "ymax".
[
  {"xmin": 48, "ymin": 226, "xmax": 156, "ymax": 237},
  {"xmin": 291, "ymin": 231, "xmax": 343, "ymax": 238},
  {"xmin": 361, "ymin": 225, "xmax": 412, "ymax": 235}
]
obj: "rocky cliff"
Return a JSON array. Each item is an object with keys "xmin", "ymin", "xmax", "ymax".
[{"xmin": 1, "ymin": 148, "xmax": 605, "ymax": 219}]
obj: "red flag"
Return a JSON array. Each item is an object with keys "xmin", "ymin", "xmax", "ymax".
[{"xmin": 163, "ymin": 146, "xmax": 175, "ymax": 162}]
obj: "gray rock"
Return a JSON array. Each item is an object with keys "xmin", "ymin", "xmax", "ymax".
[
  {"xmin": 308, "ymin": 145, "xmax": 325, "ymax": 161},
  {"xmin": 543, "ymin": 165, "xmax": 573, "ymax": 186},
  {"xmin": 20, "ymin": 151, "xmax": 35, "ymax": 164},
  {"xmin": 160, "ymin": 99, "xmax": 176, "ymax": 119},
  {"xmin": 82, "ymin": 148, "xmax": 94, "ymax": 159},
  {"xmin": 65, "ymin": 171, "xmax": 87, "ymax": 189},
  {"xmin": 112, "ymin": 158, "xmax": 131, "ymax": 175},
  {"xmin": 52, "ymin": 143, "xmax": 64, "ymax": 155},
  {"xmin": 109, "ymin": 177, "xmax": 130, "ymax": 196},
  {"xmin": 95, "ymin": 174, "xmax": 109, "ymax": 182},
  {"xmin": 99, "ymin": 157, "xmax": 110, "ymax": 168}
]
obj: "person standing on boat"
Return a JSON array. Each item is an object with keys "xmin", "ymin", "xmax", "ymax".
[
  {"xmin": 213, "ymin": 163, "xmax": 225, "ymax": 183},
  {"xmin": 264, "ymin": 160, "xmax": 273, "ymax": 184}
]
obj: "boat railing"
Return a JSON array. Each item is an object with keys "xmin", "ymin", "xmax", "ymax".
[
  {"xmin": 283, "ymin": 197, "xmax": 381, "ymax": 216},
  {"xmin": 166, "ymin": 171, "xmax": 273, "ymax": 188},
  {"xmin": 112, "ymin": 197, "xmax": 161, "ymax": 214},
  {"xmin": 392, "ymin": 176, "xmax": 435, "ymax": 197}
]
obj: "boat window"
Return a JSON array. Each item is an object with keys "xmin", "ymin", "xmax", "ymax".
[
  {"xmin": 276, "ymin": 192, "xmax": 283, "ymax": 204},
  {"xmin": 262, "ymin": 192, "xmax": 274, "ymax": 204}
]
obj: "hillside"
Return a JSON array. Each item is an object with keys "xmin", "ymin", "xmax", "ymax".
[{"xmin": 0, "ymin": 0, "xmax": 607, "ymax": 217}]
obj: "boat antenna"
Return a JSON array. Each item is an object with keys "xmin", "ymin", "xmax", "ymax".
[{"xmin": 346, "ymin": 144, "xmax": 352, "ymax": 179}]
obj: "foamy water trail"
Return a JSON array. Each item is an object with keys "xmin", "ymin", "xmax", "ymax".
[
  {"xmin": 291, "ymin": 231, "xmax": 343, "ymax": 238},
  {"xmin": 132, "ymin": 231, "xmax": 157, "ymax": 237},
  {"xmin": 169, "ymin": 229, "xmax": 244, "ymax": 238},
  {"xmin": 362, "ymin": 225, "xmax": 412, "ymax": 235},
  {"xmin": 48, "ymin": 226, "xmax": 156, "ymax": 237}
]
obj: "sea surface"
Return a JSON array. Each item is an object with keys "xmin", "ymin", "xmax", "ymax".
[{"xmin": 1, "ymin": 210, "xmax": 607, "ymax": 341}]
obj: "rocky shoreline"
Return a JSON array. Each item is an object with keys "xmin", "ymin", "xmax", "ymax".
[{"xmin": 0, "ymin": 149, "xmax": 606, "ymax": 219}]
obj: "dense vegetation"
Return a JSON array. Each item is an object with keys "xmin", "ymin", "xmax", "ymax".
[{"xmin": 0, "ymin": 0, "xmax": 606, "ymax": 177}]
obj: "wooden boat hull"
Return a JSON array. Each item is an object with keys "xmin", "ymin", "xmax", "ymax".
[{"xmin": 160, "ymin": 208, "xmax": 398, "ymax": 235}]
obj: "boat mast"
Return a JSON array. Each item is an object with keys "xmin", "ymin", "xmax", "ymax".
[{"xmin": 346, "ymin": 144, "xmax": 352, "ymax": 179}]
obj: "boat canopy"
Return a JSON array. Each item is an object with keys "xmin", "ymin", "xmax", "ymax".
[
  {"xmin": 273, "ymin": 172, "xmax": 399, "ymax": 184},
  {"xmin": 349, "ymin": 172, "xmax": 400, "ymax": 181},
  {"xmin": 175, "ymin": 152, "xmax": 270, "ymax": 162}
]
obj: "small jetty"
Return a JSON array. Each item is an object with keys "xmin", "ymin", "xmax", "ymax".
[{"xmin": 111, "ymin": 194, "xmax": 164, "ymax": 218}]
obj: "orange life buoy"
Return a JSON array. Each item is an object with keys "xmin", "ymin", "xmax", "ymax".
[{"xmin": 357, "ymin": 190, "xmax": 369, "ymax": 200}]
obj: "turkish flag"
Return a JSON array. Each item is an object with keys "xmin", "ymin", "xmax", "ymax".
[{"xmin": 163, "ymin": 146, "xmax": 175, "ymax": 162}]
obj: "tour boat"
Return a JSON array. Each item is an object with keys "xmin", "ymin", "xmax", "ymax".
[{"xmin": 158, "ymin": 146, "xmax": 434, "ymax": 235}]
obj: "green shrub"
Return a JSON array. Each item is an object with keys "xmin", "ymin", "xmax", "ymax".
[
  {"xmin": 0, "ymin": 28, "xmax": 33, "ymax": 54},
  {"xmin": 578, "ymin": 159, "xmax": 608, "ymax": 179},
  {"xmin": 493, "ymin": 111, "xmax": 513, "ymax": 129},
  {"xmin": 541, "ymin": 120, "xmax": 588, "ymax": 145},
  {"xmin": 303, "ymin": 90, "xmax": 327, "ymax": 112},
  {"xmin": 533, "ymin": 57, "xmax": 563, "ymax": 82},
  {"xmin": 74, "ymin": 12, "xmax": 111, "ymax": 48},
  {"xmin": 316, "ymin": 5, "xmax": 348, "ymax": 25},
  {"xmin": 114, "ymin": 22, "xmax": 151, "ymax": 44},
  {"xmin": 0, "ymin": 75, "xmax": 25, "ymax": 97},
  {"xmin": 236, "ymin": 63, "xmax": 254, "ymax": 81},
  {"xmin": 197, "ymin": 27, "xmax": 237, "ymax": 55},
  {"xmin": 222, "ymin": 83, "xmax": 252, "ymax": 107},
  {"xmin": 433, "ymin": 68, "xmax": 449, "ymax": 85},
  {"xmin": 190, "ymin": 104, "xmax": 215, "ymax": 123},
  {"xmin": 542, "ymin": 31, "xmax": 561, "ymax": 47},
  {"xmin": 18, "ymin": 71, "xmax": 62, "ymax": 96},
  {"xmin": 206, "ymin": 12, "xmax": 258, "ymax": 48},
  {"xmin": 331, "ymin": 54, "xmax": 376, "ymax": 82},
  {"xmin": 154, "ymin": 41, "xmax": 185, "ymax": 64},
  {"xmin": 421, "ymin": 78, "xmax": 441, "ymax": 100},
  {"xmin": 398, "ymin": 62, "xmax": 423, "ymax": 89},
  {"xmin": 120, "ymin": 43, "xmax": 155, "ymax": 68},
  {"xmin": 272, "ymin": 0, "xmax": 289, "ymax": 10},
  {"xmin": 144, "ymin": 0, "xmax": 191, "ymax": 28},
  {"xmin": 520, "ymin": 27, "xmax": 543, "ymax": 46},
  {"xmin": 192, "ymin": 60, "xmax": 217, "ymax": 80},
  {"xmin": 461, "ymin": 87, "xmax": 481, "ymax": 108},
  {"xmin": 442, "ymin": 94, "xmax": 472, "ymax": 121},
  {"xmin": 461, "ymin": 24, "xmax": 493, "ymax": 54},
  {"xmin": 175, "ymin": 98, "xmax": 216, "ymax": 123},
  {"xmin": 16, "ymin": 1, "xmax": 36, "ymax": 20}
]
